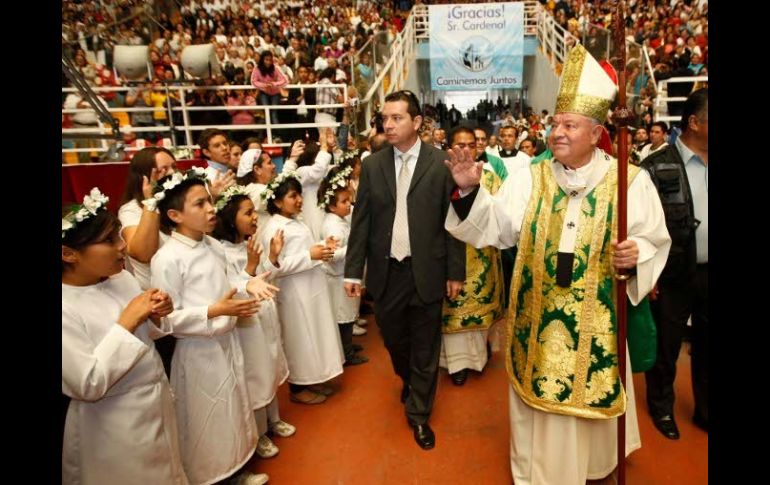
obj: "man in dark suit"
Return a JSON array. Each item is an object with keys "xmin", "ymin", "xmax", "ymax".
[{"xmin": 344, "ymin": 90, "xmax": 465, "ymax": 450}]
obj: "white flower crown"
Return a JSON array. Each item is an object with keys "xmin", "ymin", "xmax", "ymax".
[
  {"xmin": 261, "ymin": 171, "xmax": 301, "ymax": 202},
  {"xmin": 340, "ymin": 148, "xmax": 360, "ymax": 162},
  {"xmin": 150, "ymin": 167, "xmax": 209, "ymax": 202},
  {"xmin": 214, "ymin": 184, "xmax": 249, "ymax": 212},
  {"xmin": 62, "ymin": 188, "xmax": 110, "ymax": 239},
  {"xmin": 318, "ymin": 166, "xmax": 353, "ymax": 210}
]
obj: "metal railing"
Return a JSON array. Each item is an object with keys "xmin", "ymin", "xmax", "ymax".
[
  {"xmin": 62, "ymin": 83, "xmax": 349, "ymax": 158},
  {"xmin": 536, "ymin": 6, "xmax": 579, "ymax": 70},
  {"xmin": 653, "ymin": 76, "xmax": 708, "ymax": 124}
]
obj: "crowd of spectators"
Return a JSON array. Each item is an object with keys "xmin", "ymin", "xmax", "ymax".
[
  {"xmin": 62, "ymin": 0, "xmax": 416, "ymax": 162},
  {"xmin": 418, "ymin": 0, "xmax": 707, "ymax": 159},
  {"xmin": 62, "ymin": 0, "xmax": 706, "ymax": 163}
]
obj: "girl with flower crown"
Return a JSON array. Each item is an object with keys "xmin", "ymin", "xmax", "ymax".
[
  {"xmin": 319, "ymin": 166, "xmax": 370, "ymax": 367},
  {"xmin": 338, "ymin": 149, "xmax": 363, "ymax": 202},
  {"xmin": 61, "ymin": 188, "xmax": 187, "ymax": 484},
  {"xmin": 259, "ymin": 172, "xmax": 345, "ymax": 404},
  {"xmin": 211, "ymin": 186, "xmax": 297, "ymax": 461}
]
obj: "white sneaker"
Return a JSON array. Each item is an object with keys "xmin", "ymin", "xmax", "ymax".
[
  {"xmin": 352, "ymin": 323, "xmax": 367, "ymax": 336},
  {"xmin": 270, "ymin": 420, "xmax": 296, "ymax": 437},
  {"xmin": 232, "ymin": 472, "xmax": 269, "ymax": 485},
  {"xmin": 256, "ymin": 435, "xmax": 279, "ymax": 458},
  {"xmin": 356, "ymin": 318, "xmax": 368, "ymax": 326}
]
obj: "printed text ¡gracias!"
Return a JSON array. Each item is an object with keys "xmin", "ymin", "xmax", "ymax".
[
  {"xmin": 447, "ymin": 4, "xmax": 506, "ymax": 31},
  {"xmin": 447, "ymin": 4, "xmax": 505, "ymax": 20}
]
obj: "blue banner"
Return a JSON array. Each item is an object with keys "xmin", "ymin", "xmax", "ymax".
[{"xmin": 429, "ymin": 2, "xmax": 524, "ymax": 90}]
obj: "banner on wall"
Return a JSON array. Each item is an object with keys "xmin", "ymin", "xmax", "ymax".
[{"xmin": 429, "ymin": 2, "xmax": 524, "ymax": 90}]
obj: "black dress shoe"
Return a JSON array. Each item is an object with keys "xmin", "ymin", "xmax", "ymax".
[
  {"xmin": 450, "ymin": 369, "xmax": 468, "ymax": 386},
  {"xmin": 412, "ymin": 423, "xmax": 435, "ymax": 450},
  {"xmin": 400, "ymin": 384, "xmax": 410, "ymax": 403},
  {"xmin": 692, "ymin": 415, "xmax": 708, "ymax": 432},
  {"xmin": 652, "ymin": 415, "xmax": 680, "ymax": 440}
]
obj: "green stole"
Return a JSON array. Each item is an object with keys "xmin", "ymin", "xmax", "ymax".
[
  {"xmin": 486, "ymin": 151, "xmax": 509, "ymax": 181},
  {"xmin": 505, "ymin": 157, "xmax": 640, "ymax": 419},
  {"xmin": 442, "ymin": 168, "xmax": 505, "ymax": 333}
]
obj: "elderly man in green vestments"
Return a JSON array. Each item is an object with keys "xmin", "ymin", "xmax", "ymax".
[{"xmin": 443, "ymin": 45, "xmax": 672, "ymax": 485}]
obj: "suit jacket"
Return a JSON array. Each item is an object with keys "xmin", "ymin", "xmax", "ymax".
[{"xmin": 345, "ymin": 142, "xmax": 465, "ymax": 303}]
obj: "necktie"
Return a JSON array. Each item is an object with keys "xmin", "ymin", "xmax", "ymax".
[{"xmin": 391, "ymin": 154, "xmax": 411, "ymax": 261}]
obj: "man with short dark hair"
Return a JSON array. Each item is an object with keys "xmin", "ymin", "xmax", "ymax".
[
  {"xmin": 345, "ymin": 90, "xmax": 465, "ymax": 450},
  {"xmin": 439, "ymin": 126, "xmax": 504, "ymax": 387},
  {"xmin": 432, "ymin": 127, "xmax": 447, "ymax": 150},
  {"xmin": 642, "ymin": 88, "xmax": 708, "ymax": 440},
  {"xmin": 518, "ymin": 138, "xmax": 537, "ymax": 158},
  {"xmin": 639, "ymin": 121, "xmax": 669, "ymax": 161},
  {"xmin": 198, "ymin": 128, "xmax": 237, "ymax": 180},
  {"xmin": 474, "ymin": 127, "xmax": 489, "ymax": 154},
  {"xmin": 497, "ymin": 124, "xmax": 532, "ymax": 175}
]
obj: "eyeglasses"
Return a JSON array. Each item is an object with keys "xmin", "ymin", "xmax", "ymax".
[{"xmin": 453, "ymin": 143, "xmax": 477, "ymax": 150}]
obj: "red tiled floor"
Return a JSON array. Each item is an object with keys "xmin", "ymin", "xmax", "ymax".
[{"xmin": 244, "ymin": 318, "xmax": 707, "ymax": 484}]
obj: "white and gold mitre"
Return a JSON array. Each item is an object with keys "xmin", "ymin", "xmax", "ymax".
[{"xmin": 555, "ymin": 44, "xmax": 618, "ymax": 123}]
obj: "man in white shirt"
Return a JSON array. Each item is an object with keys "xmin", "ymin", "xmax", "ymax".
[{"xmin": 639, "ymin": 121, "xmax": 669, "ymax": 161}]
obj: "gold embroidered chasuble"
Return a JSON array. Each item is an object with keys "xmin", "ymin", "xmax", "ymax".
[
  {"xmin": 442, "ymin": 168, "xmax": 505, "ymax": 333},
  {"xmin": 506, "ymin": 156, "xmax": 640, "ymax": 419}
]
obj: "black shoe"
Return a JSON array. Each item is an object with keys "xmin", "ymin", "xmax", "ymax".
[
  {"xmin": 400, "ymin": 384, "xmax": 410, "ymax": 403},
  {"xmin": 692, "ymin": 414, "xmax": 708, "ymax": 433},
  {"xmin": 343, "ymin": 353, "xmax": 369, "ymax": 366},
  {"xmin": 412, "ymin": 423, "xmax": 435, "ymax": 450},
  {"xmin": 652, "ymin": 415, "xmax": 680, "ymax": 440},
  {"xmin": 450, "ymin": 369, "xmax": 468, "ymax": 386},
  {"xmin": 352, "ymin": 343, "xmax": 364, "ymax": 352}
]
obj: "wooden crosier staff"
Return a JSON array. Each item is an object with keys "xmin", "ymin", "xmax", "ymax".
[{"xmin": 610, "ymin": 2, "xmax": 635, "ymax": 484}]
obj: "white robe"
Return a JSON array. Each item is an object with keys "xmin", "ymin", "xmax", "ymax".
[
  {"xmin": 221, "ymin": 240, "xmax": 289, "ymax": 409},
  {"xmin": 487, "ymin": 146, "xmax": 532, "ymax": 177},
  {"xmin": 151, "ymin": 233, "xmax": 257, "ymax": 485},
  {"xmin": 445, "ymin": 149, "xmax": 672, "ymax": 485},
  {"xmin": 261, "ymin": 214, "xmax": 344, "ymax": 385},
  {"xmin": 439, "ymin": 330, "xmax": 489, "ymax": 374},
  {"xmin": 243, "ymin": 182, "xmax": 272, "ymax": 244},
  {"xmin": 321, "ymin": 212, "xmax": 359, "ymax": 323},
  {"xmin": 282, "ymin": 150, "xmax": 332, "ymax": 240},
  {"xmin": 62, "ymin": 270, "xmax": 188, "ymax": 485},
  {"xmin": 508, "ymin": 351, "xmax": 641, "ymax": 485}
]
